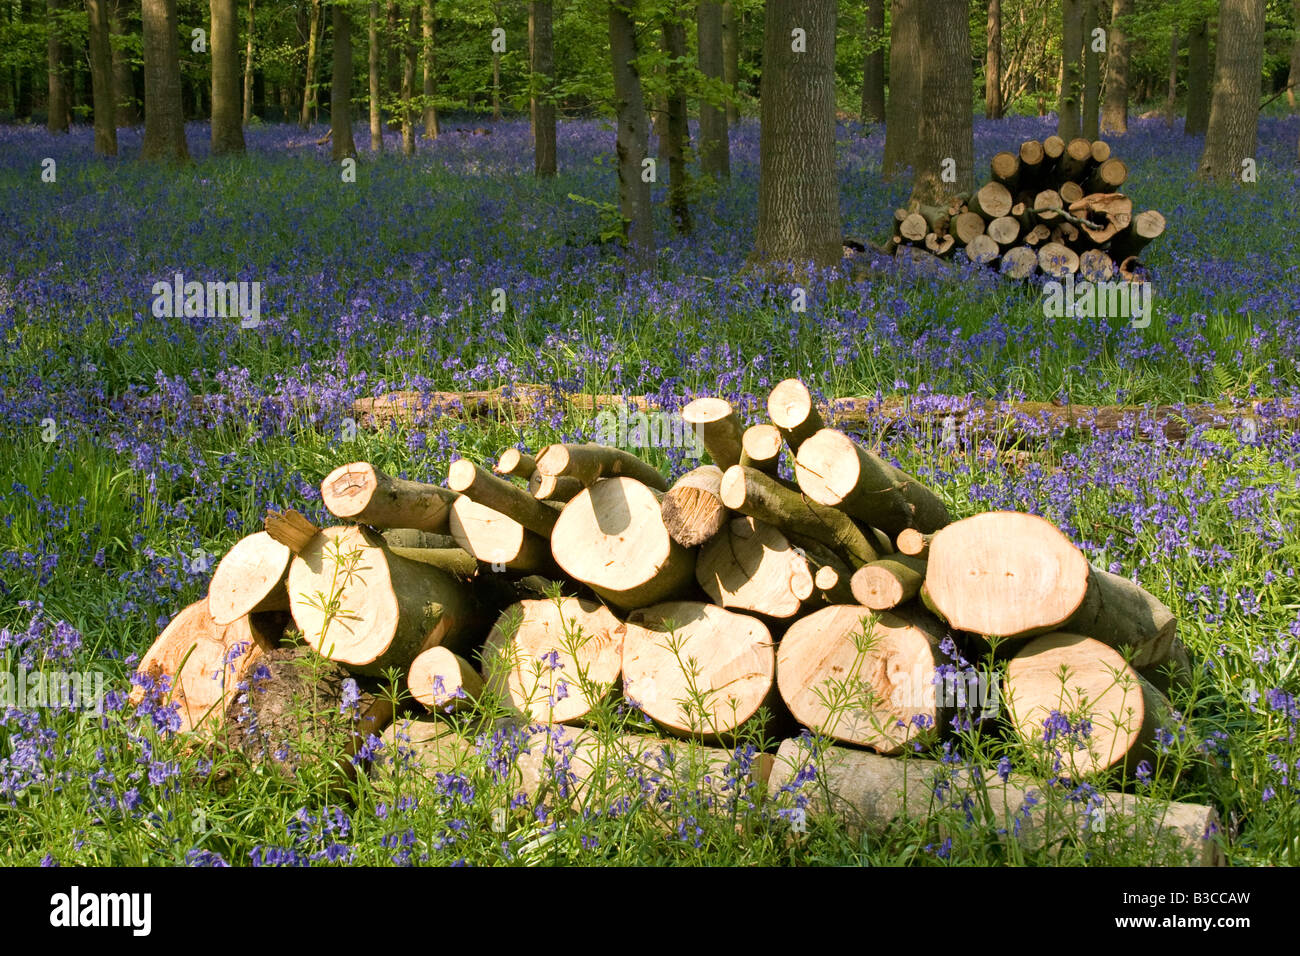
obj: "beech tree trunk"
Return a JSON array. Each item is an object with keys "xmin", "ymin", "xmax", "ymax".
[
  {"xmin": 909, "ymin": 0, "xmax": 973, "ymax": 206},
  {"xmin": 141, "ymin": 0, "xmax": 189, "ymax": 160},
  {"xmin": 422, "ymin": 0, "xmax": 437, "ymax": 138},
  {"xmin": 110, "ymin": 0, "xmax": 138, "ymax": 124},
  {"xmin": 609, "ymin": 0, "xmax": 654, "ymax": 268},
  {"xmin": 1290, "ymin": 0, "xmax": 1300, "ymax": 111},
  {"xmin": 1058, "ymin": 0, "xmax": 1083, "ymax": 139},
  {"xmin": 1100, "ymin": 0, "xmax": 1129, "ymax": 134},
  {"xmin": 47, "ymin": 0, "xmax": 68, "ymax": 132},
  {"xmin": 985, "ymin": 0, "xmax": 1002, "ymax": 119},
  {"xmin": 751, "ymin": 0, "xmax": 841, "ymax": 268},
  {"xmin": 698, "ymin": 0, "xmax": 729, "ymax": 178},
  {"xmin": 211, "ymin": 0, "xmax": 245, "ymax": 153},
  {"xmin": 863, "ymin": 0, "xmax": 886, "ymax": 123},
  {"xmin": 369, "ymin": 1, "xmax": 383, "ymax": 150},
  {"xmin": 300, "ymin": 0, "xmax": 320, "ymax": 128},
  {"xmin": 529, "ymin": 0, "xmax": 557, "ymax": 175},
  {"xmin": 242, "ymin": 0, "xmax": 254, "ymax": 124},
  {"xmin": 86, "ymin": 0, "xmax": 117, "ymax": 154},
  {"xmin": 1165, "ymin": 25, "xmax": 1179, "ymax": 128},
  {"xmin": 332, "ymin": 0, "xmax": 356, "ymax": 159},
  {"xmin": 401, "ymin": 1, "xmax": 417, "ymax": 154},
  {"xmin": 722, "ymin": 0, "xmax": 739, "ymax": 124},
  {"xmin": 1185, "ymin": 17, "xmax": 1211, "ymax": 135},
  {"xmin": 662, "ymin": 9, "xmax": 692, "ymax": 234},
  {"xmin": 1082, "ymin": 0, "xmax": 1099, "ymax": 139},
  {"xmin": 882, "ymin": 0, "xmax": 920, "ymax": 177},
  {"xmin": 1198, "ymin": 0, "xmax": 1265, "ymax": 180}
]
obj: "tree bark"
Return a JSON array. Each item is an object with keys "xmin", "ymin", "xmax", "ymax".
[
  {"xmin": 1198, "ymin": 0, "xmax": 1265, "ymax": 180},
  {"xmin": 662, "ymin": 9, "xmax": 692, "ymax": 234},
  {"xmin": 1165, "ymin": 24, "xmax": 1179, "ymax": 128},
  {"xmin": 86, "ymin": 0, "xmax": 117, "ymax": 153},
  {"xmin": 883, "ymin": 0, "xmax": 920, "ymax": 177},
  {"xmin": 1290, "ymin": 0, "xmax": 1300, "ymax": 110},
  {"xmin": 210, "ymin": 0, "xmax": 245, "ymax": 153},
  {"xmin": 47, "ymin": 0, "xmax": 68, "ymax": 132},
  {"xmin": 109, "ymin": 0, "xmax": 138, "ymax": 124},
  {"xmin": 698, "ymin": 0, "xmax": 730, "ymax": 178},
  {"xmin": 722, "ymin": 0, "xmax": 739, "ymax": 124},
  {"xmin": 242, "ymin": 0, "xmax": 254, "ymax": 124},
  {"xmin": 1082, "ymin": 0, "xmax": 1099, "ymax": 138},
  {"xmin": 1185, "ymin": 16, "xmax": 1210, "ymax": 135},
  {"xmin": 751, "ymin": 0, "xmax": 841, "ymax": 269},
  {"xmin": 609, "ymin": 0, "xmax": 654, "ymax": 268},
  {"xmin": 332, "ymin": 0, "xmax": 356, "ymax": 159},
  {"xmin": 141, "ymin": 0, "xmax": 189, "ymax": 159},
  {"xmin": 422, "ymin": 0, "xmax": 437, "ymax": 138},
  {"xmin": 369, "ymin": 1, "xmax": 382, "ymax": 149},
  {"xmin": 863, "ymin": 0, "xmax": 886, "ymax": 122},
  {"xmin": 1100, "ymin": 0, "xmax": 1129, "ymax": 134},
  {"xmin": 909, "ymin": 0, "xmax": 974, "ymax": 206},
  {"xmin": 985, "ymin": 0, "xmax": 1002, "ymax": 119},
  {"xmin": 529, "ymin": 0, "xmax": 557, "ymax": 175},
  {"xmin": 401, "ymin": 1, "xmax": 416, "ymax": 154},
  {"xmin": 300, "ymin": 0, "xmax": 321, "ymax": 128},
  {"xmin": 1058, "ymin": 0, "xmax": 1083, "ymax": 140}
]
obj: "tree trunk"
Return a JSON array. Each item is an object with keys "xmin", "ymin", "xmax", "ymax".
[
  {"xmin": 863, "ymin": 0, "xmax": 886, "ymax": 122},
  {"xmin": 751, "ymin": 0, "xmax": 840, "ymax": 268},
  {"xmin": 86, "ymin": 0, "xmax": 117, "ymax": 153},
  {"xmin": 491, "ymin": 1, "xmax": 501, "ymax": 119},
  {"xmin": 1290, "ymin": 0, "xmax": 1300, "ymax": 110},
  {"xmin": 141, "ymin": 0, "xmax": 189, "ymax": 159},
  {"xmin": 883, "ymin": 0, "xmax": 920, "ymax": 177},
  {"xmin": 529, "ymin": 0, "xmax": 556, "ymax": 175},
  {"xmin": 698, "ymin": 0, "xmax": 730, "ymax": 178},
  {"xmin": 662, "ymin": 9, "xmax": 692, "ymax": 234},
  {"xmin": 47, "ymin": 0, "xmax": 68, "ymax": 132},
  {"xmin": 909, "ymin": 0, "xmax": 973, "ymax": 206},
  {"xmin": 1082, "ymin": 0, "xmax": 1099, "ymax": 138},
  {"xmin": 697, "ymin": 516, "xmax": 814, "ymax": 619},
  {"xmin": 300, "ymin": 0, "xmax": 320, "ymax": 127},
  {"xmin": 242, "ymin": 0, "xmax": 254, "ymax": 124},
  {"xmin": 422, "ymin": 0, "xmax": 437, "ymax": 138},
  {"xmin": 985, "ymin": 0, "xmax": 1002, "ymax": 119},
  {"xmin": 722, "ymin": 0, "xmax": 739, "ymax": 124},
  {"xmin": 401, "ymin": 1, "xmax": 416, "ymax": 154},
  {"xmin": 1198, "ymin": 0, "xmax": 1265, "ymax": 180},
  {"xmin": 332, "ymin": 0, "xmax": 356, "ymax": 159},
  {"xmin": 210, "ymin": 0, "xmax": 245, "ymax": 153},
  {"xmin": 1165, "ymin": 24, "xmax": 1179, "ymax": 128},
  {"xmin": 109, "ymin": 0, "xmax": 137, "ymax": 124},
  {"xmin": 369, "ymin": 1, "xmax": 382, "ymax": 149},
  {"xmin": 1100, "ymin": 0, "xmax": 1130, "ymax": 134},
  {"xmin": 609, "ymin": 0, "xmax": 654, "ymax": 268},
  {"xmin": 1185, "ymin": 17, "xmax": 1210, "ymax": 135},
  {"xmin": 1058, "ymin": 0, "xmax": 1083, "ymax": 139},
  {"xmin": 661, "ymin": 465, "xmax": 728, "ymax": 548}
]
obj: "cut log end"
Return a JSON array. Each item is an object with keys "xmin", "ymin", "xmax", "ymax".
[{"xmin": 208, "ymin": 531, "xmax": 292, "ymax": 625}]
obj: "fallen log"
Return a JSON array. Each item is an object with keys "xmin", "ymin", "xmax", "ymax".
[
  {"xmin": 408, "ymin": 645, "xmax": 483, "ymax": 712},
  {"xmin": 849, "ymin": 554, "xmax": 928, "ymax": 610},
  {"xmin": 528, "ymin": 472, "xmax": 584, "ymax": 502},
  {"xmin": 964, "ymin": 234, "xmax": 999, "ymax": 265},
  {"xmin": 682, "ymin": 397, "xmax": 744, "ymax": 469},
  {"xmin": 1109, "ymin": 210, "xmax": 1167, "ymax": 261},
  {"xmin": 448, "ymin": 498, "xmax": 553, "ymax": 571},
  {"xmin": 550, "ymin": 477, "xmax": 696, "ymax": 609},
  {"xmin": 767, "ymin": 379, "xmax": 824, "ymax": 452},
  {"xmin": 321, "ymin": 462, "xmax": 459, "ymax": 533},
  {"xmin": 1000, "ymin": 245, "xmax": 1039, "ymax": 279},
  {"xmin": 696, "ymin": 515, "xmax": 812, "ymax": 619},
  {"xmin": 535, "ymin": 443, "xmax": 669, "ymax": 491},
  {"xmin": 661, "ymin": 465, "xmax": 728, "ymax": 548},
  {"xmin": 495, "ymin": 448, "xmax": 535, "ymax": 479},
  {"xmin": 895, "ymin": 529, "xmax": 933, "ymax": 558},
  {"xmin": 1038, "ymin": 241, "xmax": 1080, "ymax": 277},
  {"xmin": 207, "ymin": 531, "xmax": 291, "ymax": 625},
  {"xmin": 739, "ymin": 423, "xmax": 784, "ymax": 476},
  {"xmin": 969, "ymin": 181, "xmax": 1012, "ymax": 220},
  {"xmin": 951, "ymin": 210, "xmax": 986, "ymax": 245},
  {"xmin": 447, "ymin": 458, "xmax": 560, "ymax": 537},
  {"xmin": 622, "ymin": 601, "xmax": 776, "ymax": 737}
]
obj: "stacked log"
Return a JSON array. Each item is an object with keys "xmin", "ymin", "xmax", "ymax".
[{"xmin": 888, "ymin": 138, "xmax": 1164, "ymax": 282}]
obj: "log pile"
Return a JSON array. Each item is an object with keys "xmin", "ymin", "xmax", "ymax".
[
  {"xmin": 890, "ymin": 136, "xmax": 1165, "ymax": 282},
  {"xmin": 131, "ymin": 377, "xmax": 1215, "ymax": 859}
]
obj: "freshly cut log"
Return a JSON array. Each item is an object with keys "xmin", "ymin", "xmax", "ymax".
[
  {"xmin": 813, "ymin": 563, "xmax": 855, "ymax": 604},
  {"xmin": 1090, "ymin": 139, "xmax": 1110, "ymax": 163},
  {"xmin": 535, "ymin": 443, "xmax": 669, "ymax": 491},
  {"xmin": 1038, "ymin": 242, "xmax": 1080, "ymax": 277},
  {"xmin": 1059, "ymin": 136, "xmax": 1094, "ymax": 180},
  {"xmin": 408, "ymin": 645, "xmax": 483, "ymax": 712},
  {"xmin": 697, "ymin": 516, "xmax": 812, "ymax": 619},
  {"xmin": 1018, "ymin": 139, "xmax": 1045, "ymax": 181},
  {"xmin": 550, "ymin": 477, "xmax": 696, "ymax": 609},
  {"xmin": 767, "ymin": 379, "xmax": 824, "ymax": 452},
  {"xmin": 895, "ymin": 528, "xmax": 933, "ymax": 558},
  {"xmin": 965, "ymin": 234, "xmax": 999, "ymax": 265},
  {"xmin": 495, "ymin": 448, "xmax": 536, "ymax": 479},
  {"xmin": 287, "ymin": 525, "xmax": 475, "ymax": 675},
  {"xmin": 385, "ymin": 545, "xmax": 479, "ymax": 577},
  {"xmin": 990, "ymin": 150, "xmax": 1020, "ymax": 188},
  {"xmin": 208, "ymin": 531, "xmax": 292, "ymax": 625},
  {"xmin": 321, "ymin": 462, "xmax": 459, "ymax": 533},
  {"xmin": 916, "ymin": 203, "xmax": 951, "ymax": 234},
  {"xmin": 924, "ymin": 233, "xmax": 955, "ymax": 257},
  {"xmin": 480, "ymin": 597, "xmax": 624, "ymax": 722},
  {"xmin": 899, "ymin": 213, "xmax": 928, "ymax": 242},
  {"xmin": 1118, "ymin": 256, "xmax": 1147, "ymax": 283},
  {"xmin": 951, "ymin": 211, "xmax": 985, "ymax": 245},
  {"xmin": 529, "ymin": 472, "xmax": 584, "ymax": 502},
  {"xmin": 719, "ymin": 464, "xmax": 878, "ymax": 566},
  {"xmin": 1042, "ymin": 134, "xmax": 1065, "ymax": 161},
  {"xmin": 794, "ymin": 429, "xmax": 950, "ymax": 536},
  {"xmin": 131, "ymin": 600, "xmax": 277, "ymax": 734},
  {"xmin": 1000, "ymin": 245, "xmax": 1039, "ymax": 279},
  {"xmin": 1058, "ymin": 180, "xmax": 1084, "ymax": 204},
  {"xmin": 986, "ymin": 215, "xmax": 1020, "ymax": 248},
  {"xmin": 768, "ymin": 738, "xmax": 1224, "ymax": 865},
  {"xmin": 661, "ymin": 465, "xmax": 728, "ymax": 549},
  {"xmin": 1070, "ymin": 192, "xmax": 1132, "ymax": 245},
  {"xmin": 681, "ymin": 397, "xmax": 744, "ymax": 469},
  {"xmin": 622, "ymin": 601, "xmax": 775, "ymax": 736},
  {"xmin": 1051, "ymin": 222, "xmax": 1080, "ymax": 246},
  {"xmin": 969, "ymin": 181, "xmax": 1012, "ymax": 220},
  {"xmin": 1087, "ymin": 157, "xmax": 1127, "ymax": 192},
  {"xmin": 1078, "ymin": 248, "xmax": 1116, "ymax": 282},
  {"xmin": 263, "ymin": 508, "xmax": 321, "ymax": 553},
  {"xmin": 1109, "ymin": 210, "xmax": 1166, "ymax": 261},
  {"xmin": 447, "ymin": 458, "xmax": 560, "ymax": 537},
  {"xmin": 1005, "ymin": 632, "xmax": 1166, "ymax": 777},
  {"xmin": 849, "ymin": 555, "xmax": 927, "ymax": 611},
  {"xmin": 739, "ymin": 423, "xmax": 784, "ymax": 476},
  {"xmin": 380, "ymin": 529, "xmax": 457, "ymax": 550},
  {"xmin": 776, "ymin": 605, "xmax": 950, "ymax": 754},
  {"xmin": 1033, "ymin": 189, "xmax": 1063, "ymax": 221},
  {"xmin": 1024, "ymin": 223, "xmax": 1051, "ymax": 246},
  {"xmin": 924, "ymin": 511, "xmax": 1176, "ymax": 666},
  {"xmin": 449, "ymin": 498, "xmax": 552, "ymax": 571}
]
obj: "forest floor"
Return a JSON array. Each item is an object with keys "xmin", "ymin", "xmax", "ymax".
[{"xmin": 1, "ymin": 113, "xmax": 1298, "ymax": 865}]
